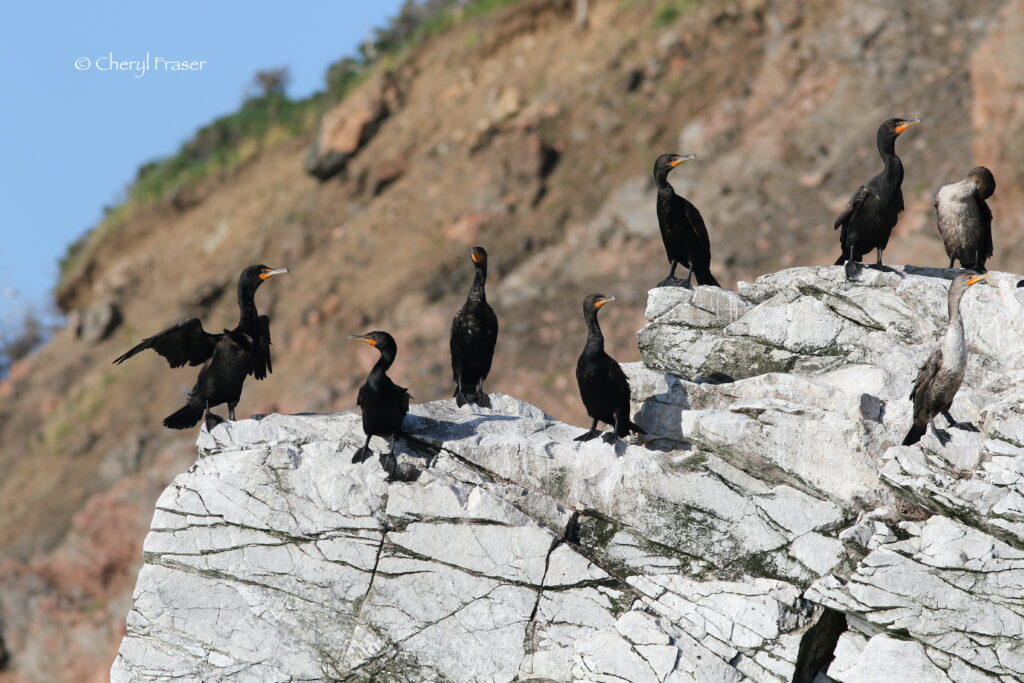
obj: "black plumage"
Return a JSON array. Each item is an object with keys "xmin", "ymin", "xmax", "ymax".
[
  {"xmin": 653, "ymin": 153, "xmax": 719, "ymax": 288},
  {"xmin": 935, "ymin": 166, "xmax": 996, "ymax": 272},
  {"xmin": 450, "ymin": 246, "xmax": 499, "ymax": 408},
  {"xmin": 113, "ymin": 264, "xmax": 287, "ymax": 429},
  {"xmin": 574, "ymin": 294, "xmax": 646, "ymax": 445},
  {"xmin": 349, "ymin": 331, "xmax": 411, "ymax": 473},
  {"xmin": 834, "ymin": 118, "xmax": 920, "ymax": 278}
]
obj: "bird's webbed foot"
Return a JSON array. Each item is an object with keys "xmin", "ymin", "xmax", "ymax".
[
  {"xmin": 455, "ymin": 392, "xmax": 468, "ymax": 408},
  {"xmin": 656, "ymin": 276, "xmax": 691, "ymax": 289},
  {"xmin": 601, "ymin": 431, "xmax": 618, "ymax": 444},
  {"xmin": 204, "ymin": 412, "xmax": 226, "ymax": 431},
  {"xmin": 352, "ymin": 446, "xmax": 374, "ymax": 464},
  {"xmin": 476, "ymin": 392, "xmax": 492, "ymax": 409},
  {"xmin": 933, "ymin": 428, "xmax": 952, "ymax": 446},
  {"xmin": 380, "ymin": 450, "xmax": 399, "ymax": 481},
  {"xmin": 844, "ymin": 261, "xmax": 863, "ymax": 280},
  {"xmin": 574, "ymin": 429, "xmax": 602, "ymax": 442},
  {"xmin": 952, "ymin": 421, "xmax": 980, "ymax": 432}
]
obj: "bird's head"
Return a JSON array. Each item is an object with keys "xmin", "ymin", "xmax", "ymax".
[
  {"xmin": 240, "ymin": 264, "xmax": 288, "ymax": 287},
  {"xmin": 583, "ymin": 293, "xmax": 615, "ymax": 317},
  {"xmin": 470, "ymin": 246, "xmax": 488, "ymax": 266},
  {"xmin": 653, "ymin": 153, "xmax": 696, "ymax": 181},
  {"xmin": 347, "ymin": 330, "xmax": 397, "ymax": 355},
  {"xmin": 967, "ymin": 166, "xmax": 996, "ymax": 200}
]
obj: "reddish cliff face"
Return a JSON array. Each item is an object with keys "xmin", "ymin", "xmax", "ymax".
[{"xmin": 1, "ymin": 0, "xmax": 1021, "ymax": 679}]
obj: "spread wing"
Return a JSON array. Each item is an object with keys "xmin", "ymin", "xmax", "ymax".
[
  {"xmin": 910, "ymin": 348, "xmax": 942, "ymax": 402},
  {"xmin": 834, "ymin": 183, "xmax": 869, "ymax": 230},
  {"xmin": 113, "ymin": 317, "xmax": 218, "ymax": 368},
  {"xmin": 976, "ymin": 195, "xmax": 994, "ymax": 260},
  {"xmin": 248, "ymin": 315, "xmax": 273, "ymax": 380}
]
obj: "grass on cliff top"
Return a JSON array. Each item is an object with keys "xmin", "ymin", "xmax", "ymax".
[{"xmin": 57, "ymin": 0, "xmax": 524, "ymax": 284}]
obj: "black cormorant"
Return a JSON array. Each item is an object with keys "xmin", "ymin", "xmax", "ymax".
[
  {"xmin": 935, "ymin": 166, "xmax": 996, "ymax": 272},
  {"xmin": 834, "ymin": 118, "xmax": 920, "ymax": 278},
  {"xmin": 574, "ymin": 294, "xmax": 646, "ymax": 444},
  {"xmin": 349, "ymin": 331, "xmax": 411, "ymax": 472},
  {"xmin": 902, "ymin": 273, "xmax": 990, "ymax": 445},
  {"xmin": 653, "ymin": 153, "xmax": 719, "ymax": 288},
  {"xmin": 450, "ymin": 246, "xmax": 498, "ymax": 408},
  {"xmin": 113, "ymin": 264, "xmax": 287, "ymax": 429}
]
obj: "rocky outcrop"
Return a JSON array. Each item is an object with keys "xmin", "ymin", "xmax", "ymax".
[
  {"xmin": 112, "ymin": 266, "xmax": 1024, "ymax": 682},
  {"xmin": 304, "ymin": 71, "xmax": 403, "ymax": 181}
]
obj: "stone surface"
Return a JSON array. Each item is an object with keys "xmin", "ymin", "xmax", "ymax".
[{"xmin": 113, "ymin": 267, "xmax": 1024, "ymax": 682}]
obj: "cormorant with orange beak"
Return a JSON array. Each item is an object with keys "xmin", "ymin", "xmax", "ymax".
[
  {"xmin": 113, "ymin": 264, "xmax": 288, "ymax": 429},
  {"xmin": 349, "ymin": 331, "xmax": 411, "ymax": 473},
  {"xmin": 834, "ymin": 118, "xmax": 920, "ymax": 278},
  {"xmin": 653, "ymin": 153, "xmax": 719, "ymax": 288}
]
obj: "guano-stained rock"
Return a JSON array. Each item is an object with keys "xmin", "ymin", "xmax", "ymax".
[{"xmin": 114, "ymin": 266, "xmax": 1024, "ymax": 682}]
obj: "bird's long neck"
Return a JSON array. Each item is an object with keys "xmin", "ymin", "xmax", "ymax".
[
  {"xmin": 237, "ymin": 282, "xmax": 260, "ymax": 328},
  {"xmin": 877, "ymin": 136, "xmax": 904, "ymax": 185},
  {"xmin": 655, "ymin": 172, "xmax": 674, "ymax": 193},
  {"xmin": 943, "ymin": 286, "xmax": 968, "ymax": 368},
  {"xmin": 584, "ymin": 310, "xmax": 604, "ymax": 353},
  {"xmin": 369, "ymin": 348, "xmax": 395, "ymax": 386},
  {"xmin": 468, "ymin": 263, "xmax": 487, "ymax": 303}
]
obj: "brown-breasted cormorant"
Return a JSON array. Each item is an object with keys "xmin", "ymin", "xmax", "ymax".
[
  {"xmin": 902, "ymin": 272, "xmax": 990, "ymax": 445},
  {"xmin": 834, "ymin": 118, "xmax": 920, "ymax": 278},
  {"xmin": 450, "ymin": 246, "xmax": 498, "ymax": 408},
  {"xmin": 113, "ymin": 264, "xmax": 287, "ymax": 429},
  {"xmin": 653, "ymin": 153, "xmax": 719, "ymax": 288},
  {"xmin": 935, "ymin": 166, "xmax": 996, "ymax": 272},
  {"xmin": 349, "ymin": 331, "xmax": 411, "ymax": 472},
  {"xmin": 574, "ymin": 294, "xmax": 646, "ymax": 444}
]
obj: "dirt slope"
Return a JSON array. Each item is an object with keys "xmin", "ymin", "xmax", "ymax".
[{"xmin": 2, "ymin": 0, "xmax": 1022, "ymax": 679}]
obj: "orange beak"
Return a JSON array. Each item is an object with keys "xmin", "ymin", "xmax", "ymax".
[
  {"xmin": 894, "ymin": 119, "xmax": 921, "ymax": 134},
  {"xmin": 259, "ymin": 267, "xmax": 289, "ymax": 280}
]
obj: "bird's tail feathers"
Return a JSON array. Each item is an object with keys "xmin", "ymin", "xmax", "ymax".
[
  {"xmin": 902, "ymin": 423, "xmax": 926, "ymax": 446},
  {"xmin": 694, "ymin": 268, "xmax": 720, "ymax": 288},
  {"xmin": 163, "ymin": 400, "xmax": 204, "ymax": 430}
]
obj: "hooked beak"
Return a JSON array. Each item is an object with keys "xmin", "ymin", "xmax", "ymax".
[
  {"xmin": 967, "ymin": 273, "xmax": 992, "ymax": 287},
  {"xmin": 595, "ymin": 296, "xmax": 616, "ymax": 308},
  {"xmin": 347, "ymin": 334, "xmax": 377, "ymax": 346},
  {"xmin": 259, "ymin": 267, "xmax": 289, "ymax": 280},
  {"xmin": 894, "ymin": 118, "xmax": 921, "ymax": 134},
  {"xmin": 669, "ymin": 153, "xmax": 696, "ymax": 168}
]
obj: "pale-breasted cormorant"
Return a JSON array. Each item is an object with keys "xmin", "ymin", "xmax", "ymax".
[
  {"xmin": 450, "ymin": 246, "xmax": 498, "ymax": 408},
  {"xmin": 574, "ymin": 294, "xmax": 646, "ymax": 444},
  {"xmin": 935, "ymin": 166, "xmax": 996, "ymax": 272},
  {"xmin": 653, "ymin": 153, "xmax": 719, "ymax": 288},
  {"xmin": 902, "ymin": 272, "xmax": 991, "ymax": 445},
  {"xmin": 349, "ymin": 331, "xmax": 411, "ymax": 472},
  {"xmin": 834, "ymin": 118, "xmax": 920, "ymax": 278},
  {"xmin": 113, "ymin": 264, "xmax": 287, "ymax": 429}
]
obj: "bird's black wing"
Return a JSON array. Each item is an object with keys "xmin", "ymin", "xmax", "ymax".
[
  {"xmin": 356, "ymin": 382, "xmax": 366, "ymax": 409},
  {"xmin": 676, "ymin": 195, "xmax": 712, "ymax": 260},
  {"xmin": 910, "ymin": 348, "xmax": 942, "ymax": 402},
  {"xmin": 976, "ymin": 195, "xmax": 994, "ymax": 260},
  {"xmin": 606, "ymin": 355, "xmax": 631, "ymax": 404},
  {"xmin": 449, "ymin": 309, "xmax": 467, "ymax": 384},
  {"xmin": 248, "ymin": 315, "xmax": 273, "ymax": 380},
  {"xmin": 113, "ymin": 317, "xmax": 218, "ymax": 368},
  {"xmin": 834, "ymin": 183, "xmax": 869, "ymax": 230},
  {"xmin": 481, "ymin": 304, "xmax": 499, "ymax": 379}
]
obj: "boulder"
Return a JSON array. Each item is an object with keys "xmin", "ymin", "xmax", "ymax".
[{"xmin": 112, "ymin": 266, "xmax": 1024, "ymax": 682}]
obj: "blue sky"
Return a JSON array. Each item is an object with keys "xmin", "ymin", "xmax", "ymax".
[{"xmin": 0, "ymin": 1, "xmax": 404, "ymax": 323}]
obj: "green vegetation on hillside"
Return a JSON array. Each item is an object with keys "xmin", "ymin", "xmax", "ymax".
[{"xmin": 58, "ymin": 0, "xmax": 524, "ymax": 283}]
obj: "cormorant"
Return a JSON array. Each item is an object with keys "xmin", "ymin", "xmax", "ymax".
[
  {"xmin": 935, "ymin": 166, "xmax": 996, "ymax": 272},
  {"xmin": 834, "ymin": 118, "xmax": 920, "ymax": 278},
  {"xmin": 653, "ymin": 153, "xmax": 719, "ymax": 288},
  {"xmin": 902, "ymin": 272, "xmax": 991, "ymax": 445},
  {"xmin": 450, "ymin": 246, "xmax": 499, "ymax": 408},
  {"xmin": 349, "ymin": 331, "xmax": 411, "ymax": 473},
  {"xmin": 113, "ymin": 264, "xmax": 287, "ymax": 429},
  {"xmin": 574, "ymin": 294, "xmax": 646, "ymax": 444}
]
